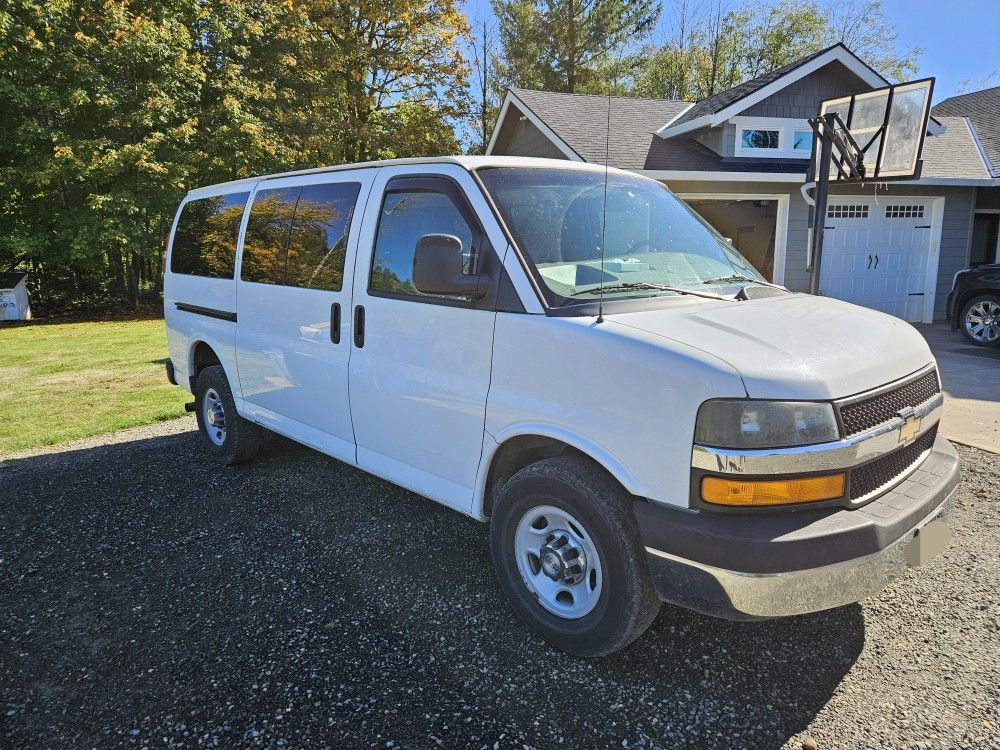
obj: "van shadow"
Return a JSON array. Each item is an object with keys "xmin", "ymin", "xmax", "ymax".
[{"xmin": 0, "ymin": 430, "xmax": 862, "ymax": 749}]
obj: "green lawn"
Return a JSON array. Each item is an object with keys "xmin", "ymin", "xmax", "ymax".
[{"xmin": 0, "ymin": 319, "xmax": 189, "ymax": 455}]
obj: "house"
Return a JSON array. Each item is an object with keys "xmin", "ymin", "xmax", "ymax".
[
  {"xmin": 486, "ymin": 43, "xmax": 1000, "ymax": 323},
  {"xmin": 933, "ymin": 85, "xmax": 1000, "ymax": 269}
]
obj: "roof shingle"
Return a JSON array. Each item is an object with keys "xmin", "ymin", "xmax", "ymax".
[{"xmin": 933, "ymin": 87, "xmax": 1000, "ymax": 176}]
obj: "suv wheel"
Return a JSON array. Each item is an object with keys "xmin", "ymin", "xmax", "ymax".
[
  {"xmin": 194, "ymin": 365, "xmax": 262, "ymax": 464},
  {"xmin": 960, "ymin": 294, "xmax": 1000, "ymax": 347},
  {"xmin": 490, "ymin": 456, "xmax": 660, "ymax": 657}
]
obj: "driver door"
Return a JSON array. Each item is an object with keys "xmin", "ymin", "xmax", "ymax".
[{"xmin": 348, "ymin": 167, "xmax": 498, "ymax": 513}]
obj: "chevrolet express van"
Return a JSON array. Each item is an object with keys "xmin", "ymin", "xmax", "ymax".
[{"xmin": 164, "ymin": 156, "xmax": 958, "ymax": 656}]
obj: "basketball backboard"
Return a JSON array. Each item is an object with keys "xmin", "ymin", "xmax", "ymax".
[{"xmin": 815, "ymin": 77, "xmax": 934, "ymax": 182}]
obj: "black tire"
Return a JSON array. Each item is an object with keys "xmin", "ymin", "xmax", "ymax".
[
  {"xmin": 959, "ymin": 294, "xmax": 1000, "ymax": 347},
  {"xmin": 489, "ymin": 456, "xmax": 661, "ymax": 657},
  {"xmin": 194, "ymin": 364, "xmax": 262, "ymax": 465}
]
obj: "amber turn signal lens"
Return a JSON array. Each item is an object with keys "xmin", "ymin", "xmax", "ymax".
[{"xmin": 701, "ymin": 473, "xmax": 846, "ymax": 507}]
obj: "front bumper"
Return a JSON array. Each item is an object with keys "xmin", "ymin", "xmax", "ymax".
[{"xmin": 635, "ymin": 435, "xmax": 959, "ymax": 619}]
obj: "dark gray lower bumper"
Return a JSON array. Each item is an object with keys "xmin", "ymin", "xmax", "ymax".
[{"xmin": 635, "ymin": 435, "xmax": 960, "ymax": 620}]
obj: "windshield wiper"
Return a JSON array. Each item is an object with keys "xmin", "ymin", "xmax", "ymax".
[
  {"xmin": 702, "ymin": 274, "xmax": 756, "ymax": 285},
  {"xmin": 570, "ymin": 282, "xmax": 728, "ymax": 300}
]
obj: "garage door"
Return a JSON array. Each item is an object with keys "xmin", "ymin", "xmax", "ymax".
[{"xmin": 820, "ymin": 199, "xmax": 936, "ymax": 322}]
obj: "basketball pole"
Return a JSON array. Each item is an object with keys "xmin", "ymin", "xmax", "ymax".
[{"xmin": 807, "ymin": 113, "xmax": 836, "ymax": 297}]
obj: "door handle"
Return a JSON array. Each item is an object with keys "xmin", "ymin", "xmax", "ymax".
[
  {"xmin": 330, "ymin": 302, "xmax": 341, "ymax": 344},
  {"xmin": 873, "ymin": 254, "xmax": 879, "ymax": 269},
  {"xmin": 354, "ymin": 305, "xmax": 365, "ymax": 348}
]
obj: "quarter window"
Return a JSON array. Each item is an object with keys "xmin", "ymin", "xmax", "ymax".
[
  {"xmin": 740, "ymin": 129, "xmax": 780, "ymax": 150},
  {"xmin": 370, "ymin": 190, "xmax": 475, "ymax": 298},
  {"xmin": 285, "ymin": 182, "xmax": 361, "ymax": 291},
  {"xmin": 170, "ymin": 192, "xmax": 250, "ymax": 278},
  {"xmin": 242, "ymin": 187, "xmax": 300, "ymax": 285}
]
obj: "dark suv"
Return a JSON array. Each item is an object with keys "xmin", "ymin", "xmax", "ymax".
[{"xmin": 947, "ymin": 264, "xmax": 1000, "ymax": 346}]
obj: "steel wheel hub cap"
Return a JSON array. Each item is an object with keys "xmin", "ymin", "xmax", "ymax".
[
  {"xmin": 539, "ymin": 531, "xmax": 587, "ymax": 584},
  {"xmin": 514, "ymin": 505, "xmax": 602, "ymax": 620},
  {"xmin": 203, "ymin": 388, "xmax": 227, "ymax": 446},
  {"xmin": 966, "ymin": 300, "xmax": 1000, "ymax": 343}
]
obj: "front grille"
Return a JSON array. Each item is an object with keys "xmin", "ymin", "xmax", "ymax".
[
  {"xmin": 849, "ymin": 426, "xmax": 937, "ymax": 501},
  {"xmin": 838, "ymin": 370, "xmax": 940, "ymax": 436}
]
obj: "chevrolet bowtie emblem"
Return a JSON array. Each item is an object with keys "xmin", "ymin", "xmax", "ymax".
[{"xmin": 899, "ymin": 414, "xmax": 921, "ymax": 444}]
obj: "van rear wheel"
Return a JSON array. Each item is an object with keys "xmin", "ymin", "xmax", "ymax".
[
  {"xmin": 489, "ymin": 456, "xmax": 660, "ymax": 657},
  {"xmin": 194, "ymin": 365, "xmax": 262, "ymax": 465}
]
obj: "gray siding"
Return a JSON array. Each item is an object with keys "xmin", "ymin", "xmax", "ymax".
[
  {"xmin": 694, "ymin": 123, "xmax": 737, "ymax": 157},
  {"xmin": 491, "ymin": 106, "xmax": 567, "ymax": 159},
  {"xmin": 663, "ymin": 180, "xmax": 975, "ymax": 320},
  {"xmin": 739, "ymin": 61, "xmax": 869, "ymax": 119}
]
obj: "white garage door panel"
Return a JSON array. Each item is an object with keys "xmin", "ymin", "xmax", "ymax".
[{"xmin": 820, "ymin": 199, "xmax": 937, "ymax": 323}]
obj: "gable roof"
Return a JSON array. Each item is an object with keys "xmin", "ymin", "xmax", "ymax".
[
  {"xmin": 933, "ymin": 86, "xmax": 1000, "ymax": 177},
  {"xmin": 672, "ymin": 45, "xmax": 858, "ymax": 126},
  {"xmin": 504, "ymin": 88, "xmax": 690, "ymax": 169},
  {"xmin": 491, "ymin": 88, "xmax": 992, "ymax": 182},
  {"xmin": 657, "ymin": 43, "xmax": 903, "ymax": 138}
]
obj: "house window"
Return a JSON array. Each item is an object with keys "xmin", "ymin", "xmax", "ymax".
[
  {"xmin": 731, "ymin": 118, "xmax": 814, "ymax": 159},
  {"xmin": 828, "ymin": 204, "xmax": 869, "ymax": 219},
  {"xmin": 885, "ymin": 204, "xmax": 924, "ymax": 219},
  {"xmin": 740, "ymin": 129, "xmax": 780, "ymax": 150},
  {"xmin": 793, "ymin": 130, "xmax": 813, "ymax": 152}
]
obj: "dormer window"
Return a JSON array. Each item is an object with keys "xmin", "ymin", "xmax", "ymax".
[
  {"xmin": 733, "ymin": 117, "xmax": 813, "ymax": 158},
  {"xmin": 741, "ymin": 129, "xmax": 779, "ymax": 149}
]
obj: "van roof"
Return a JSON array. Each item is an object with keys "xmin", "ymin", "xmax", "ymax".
[{"xmin": 183, "ymin": 155, "xmax": 633, "ymax": 199}]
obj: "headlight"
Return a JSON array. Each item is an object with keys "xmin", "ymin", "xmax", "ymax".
[{"xmin": 694, "ymin": 399, "xmax": 840, "ymax": 449}]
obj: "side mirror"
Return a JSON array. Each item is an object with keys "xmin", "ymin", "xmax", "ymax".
[{"xmin": 412, "ymin": 233, "xmax": 487, "ymax": 298}]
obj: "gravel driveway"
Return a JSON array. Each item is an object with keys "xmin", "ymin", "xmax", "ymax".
[{"xmin": 1, "ymin": 421, "xmax": 998, "ymax": 749}]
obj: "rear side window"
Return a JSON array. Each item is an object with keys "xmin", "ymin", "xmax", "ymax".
[
  {"xmin": 286, "ymin": 182, "xmax": 361, "ymax": 291},
  {"xmin": 241, "ymin": 181, "xmax": 360, "ymax": 291},
  {"xmin": 370, "ymin": 190, "xmax": 475, "ymax": 298},
  {"xmin": 170, "ymin": 192, "xmax": 250, "ymax": 278},
  {"xmin": 242, "ymin": 187, "xmax": 300, "ymax": 285}
]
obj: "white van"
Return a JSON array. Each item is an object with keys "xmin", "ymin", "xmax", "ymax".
[{"xmin": 164, "ymin": 156, "xmax": 958, "ymax": 656}]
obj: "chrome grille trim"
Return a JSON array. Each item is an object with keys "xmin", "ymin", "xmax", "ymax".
[{"xmin": 836, "ymin": 365, "xmax": 941, "ymax": 437}]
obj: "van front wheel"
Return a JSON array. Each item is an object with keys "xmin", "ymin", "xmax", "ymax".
[
  {"xmin": 490, "ymin": 456, "xmax": 660, "ymax": 657},
  {"xmin": 194, "ymin": 365, "xmax": 261, "ymax": 465}
]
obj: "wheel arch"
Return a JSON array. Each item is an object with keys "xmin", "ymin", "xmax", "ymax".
[
  {"xmin": 187, "ymin": 339, "xmax": 226, "ymax": 392},
  {"xmin": 475, "ymin": 425, "xmax": 642, "ymax": 520}
]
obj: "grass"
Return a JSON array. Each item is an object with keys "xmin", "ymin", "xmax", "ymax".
[{"xmin": 0, "ymin": 318, "xmax": 189, "ymax": 455}]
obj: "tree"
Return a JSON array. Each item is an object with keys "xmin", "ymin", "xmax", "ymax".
[
  {"xmin": 300, "ymin": 0, "xmax": 471, "ymax": 163},
  {"xmin": 492, "ymin": 0, "xmax": 661, "ymax": 94},
  {"xmin": 0, "ymin": 0, "xmax": 473, "ymax": 311},
  {"xmin": 633, "ymin": 0, "xmax": 922, "ymax": 102}
]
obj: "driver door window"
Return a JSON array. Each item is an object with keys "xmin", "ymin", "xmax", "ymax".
[{"xmin": 369, "ymin": 190, "xmax": 475, "ymax": 300}]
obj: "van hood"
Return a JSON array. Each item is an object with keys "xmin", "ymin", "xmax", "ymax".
[{"xmin": 607, "ymin": 293, "xmax": 934, "ymax": 400}]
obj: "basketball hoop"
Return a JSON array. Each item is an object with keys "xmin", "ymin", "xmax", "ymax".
[{"xmin": 804, "ymin": 78, "xmax": 935, "ymax": 295}]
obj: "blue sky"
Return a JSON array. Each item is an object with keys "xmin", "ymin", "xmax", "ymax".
[
  {"xmin": 882, "ymin": 0, "xmax": 999, "ymax": 100},
  {"xmin": 464, "ymin": 0, "xmax": 999, "ymax": 102}
]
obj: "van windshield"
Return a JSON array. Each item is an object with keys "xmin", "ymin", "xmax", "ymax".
[{"xmin": 476, "ymin": 167, "xmax": 765, "ymax": 307}]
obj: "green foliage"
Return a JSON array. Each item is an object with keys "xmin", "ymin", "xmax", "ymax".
[
  {"xmin": 0, "ymin": 0, "xmax": 470, "ymax": 312},
  {"xmin": 492, "ymin": 0, "xmax": 661, "ymax": 93},
  {"xmin": 632, "ymin": 0, "xmax": 922, "ymax": 101}
]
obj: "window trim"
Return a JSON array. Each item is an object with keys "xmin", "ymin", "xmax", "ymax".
[
  {"xmin": 366, "ymin": 174, "xmax": 498, "ymax": 310},
  {"xmin": 731, "ymin": 117, "xmax": 814, "ymax": 159},
  {"xmin": 738, "ymin": 127, "xmax": 782, "ymax": 153}
]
